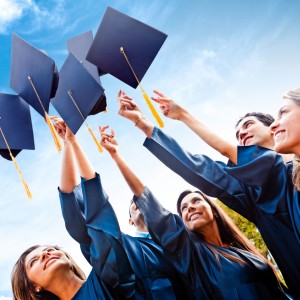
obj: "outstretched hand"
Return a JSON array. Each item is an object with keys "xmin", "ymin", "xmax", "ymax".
[
  {"xmin": 99, "ymin": 125, "xmax": 119, "ymax": 155},
  {"xmin": 50, "ymin": 116, "xmax": 75, "ymax": 142},
  {"xmin": 117, "ymin": 90, "xmax": 143, "ymax": 123},
  {"xmin": 151, "ymin": 90, "xmax": 183, "ymax": 120}
]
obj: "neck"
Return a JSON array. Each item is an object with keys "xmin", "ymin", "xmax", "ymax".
[
  {"xmin": 136, "ymin": 223, "xmax": 148, "ymax": 233},
  {"xmin": 199, "ymin": 221, "xmax": 225, "ymax": 247},
  {"xmin": 46, "ymin": 271, "xmax": 84, "ymax": 300}
]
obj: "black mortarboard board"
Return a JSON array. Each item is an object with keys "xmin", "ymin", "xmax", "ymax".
[
  {"xmin": 0, "ymin": 93, "xmax": 35, "ymax": 160},
  {"xmin": 51, "ymin": 53, "xmax": 106, "ymax": 135},
  {"xmin": 86, "ymin": 6, "xmax": 168, "ymax": 88},
  {"xmin": 10, "ymin": 33, "xmax": 59, "ymax": 118},
  {"xmin": 67, "ymin": 30, "xmax": 106, "ymax": 80}
]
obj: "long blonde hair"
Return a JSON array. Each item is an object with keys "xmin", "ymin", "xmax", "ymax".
[
  {"xmin": 11, "ymin": 245, "xmax": 86, "ymax": 300},
  {"xmin": 283, "ymin": 88, "xmax": 300, "ymax": 191}
]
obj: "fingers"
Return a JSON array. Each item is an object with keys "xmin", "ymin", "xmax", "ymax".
[
  {"xmin": 153, "ymin": 90, "xmax": 165, "ymax": 97},
  {"xmin": 117, "ymin": 90, "xmax": 133, "ymax": 102}
]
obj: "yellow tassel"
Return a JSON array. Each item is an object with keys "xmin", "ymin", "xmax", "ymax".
[
  {"xmin": 87, "ymin": 126, "xmax": 103, "ymax": 152},
  {"xmin": 45, "ymin": 113, "xmax": 62, "ymax": 152},
  {"xmin": 120, "ymin": 47, "xmax": 164, "ymax": 128},
  {"xmin": 142, "ymin": 92, "xmax": 164, "ymax": 128},
  {"xmin": 11, "ymin": 155, "xmax": 32, "ymax": 199},
  {"xmin": 0, "ymin": 127, "xmax": 32, "ymax": 199}
]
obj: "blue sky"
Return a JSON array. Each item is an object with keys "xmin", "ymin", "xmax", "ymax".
[{"xmin": 0, "ymin": 0, "xmax": 300, "ymax": 298}]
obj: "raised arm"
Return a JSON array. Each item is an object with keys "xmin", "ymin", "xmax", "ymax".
[
  {"xmin": 100, "ymin": 125, "xmax": 144, "ymax": 197},
  {"xmin": 151, "ymin": 90, "xmax": 238, "ymax": 164},
  {"xmin": 52, "ymin": 116, "xmax": 79, "ymax": 193}
]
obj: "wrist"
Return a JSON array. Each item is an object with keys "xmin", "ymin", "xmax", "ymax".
[{"xmin": 134, "ymin": 116, "xmax": 146, "ymax": 126}]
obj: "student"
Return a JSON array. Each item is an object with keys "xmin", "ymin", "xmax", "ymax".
[
  {"xmin": 11, "ymin": 118, "xmax": 135, "ymax": 300},
  {"xmin": 54, "ymin": 118, "xmax": 187, "ymax": 299},
  {"xmin": 100, "ymin": 126, "xmax": 290, "ymax": 300},
  {"xmin": 150, "ymin": 90, "xmax": 285, "ymax": 164},
  {"xmin": 117, "ymin": 90, "xmax": 300, "ymax": 299}
]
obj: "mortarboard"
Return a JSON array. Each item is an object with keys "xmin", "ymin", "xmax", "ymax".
[
  {"xmin": 67, "ymin": 30, "xmax": 107, "ymax": 115},
  {"xmin": 51, "ymin": 53, "xmax": 106, "ymax": 152},
  {"xmin": 0, "ymin": 93, "xmax": 34, "ymax": 198},
  {"xmin": 86, "ymin": 6, "xmax": 167, "ymax": 127},
  {"xmin": 67, "ymin": 30, "xmax": 106, "ymax": 81},
  {"xmin": 10, "ymin": 33, "xmax": 62, "ymax": 151}
]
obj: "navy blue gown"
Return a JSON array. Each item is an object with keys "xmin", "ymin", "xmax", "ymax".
[
  {"xmin": 59, "ymin": 176, "xmax": 135, "ymax": 299},
  {"xmin": 59, "ymin": 173, "xmax": 188, "ymax": 300},
  {"xmin": 133, "ymin": 186, "xmax": 290, "ymax": 299},
  {"xmin": 143, "ymin": 126, "xmax": 300, "ymax": 299}
]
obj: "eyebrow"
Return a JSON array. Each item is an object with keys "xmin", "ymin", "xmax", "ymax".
[{"xmin": 180, "ymin": 196, "xmax": 203, "ymax": 209}]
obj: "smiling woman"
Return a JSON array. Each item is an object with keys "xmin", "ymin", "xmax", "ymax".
[{"xmin": 11, "ymin": 245, "xmax": 85, "ymax": 300}]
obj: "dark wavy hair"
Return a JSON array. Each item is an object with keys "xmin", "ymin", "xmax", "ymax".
[
  {"xmin": 235, "ymin": 112, "xmax": 275, "ymax": 128},
  {"xmin": 11, "ymin": 245, "xmax": 86, "ymax": 300},
  {"xmin": 177, "ymin": 190, "xmax": 278, "ymax": 277}
]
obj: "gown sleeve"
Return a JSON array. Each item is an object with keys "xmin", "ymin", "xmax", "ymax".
[
  {"xmin": 59, "ymin": 185, "xmax": 91, "ymax": 262},
  {"xmin": 60, "ymin": 173, "xmax": 135, "ymax": 299},
  {"xmin": 143, "ymin": 127, "xmax": 280, "ymax": 222}
]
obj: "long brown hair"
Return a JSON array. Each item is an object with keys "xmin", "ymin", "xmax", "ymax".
[
  {"xmin": 283, "ymin": 88, "xmax": 300, "ymax": 191},
  {"xmin": 177, "ymin": 190, "xmax": 279, "ymax": 276},
  {"xmin": 11, "ymin": 245, "xmax": 86, "ymax": 300}
]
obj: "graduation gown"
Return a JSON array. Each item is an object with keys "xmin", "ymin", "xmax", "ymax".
[
  {"xmin": 59, "ymin": 175, "xmax": 135, "ymax": 300},
  {"xmin": 60, "ymin": 173, "xmax": 187, "ymax": 300},
  {"xmin": 143, "ymin": 126, "xmax": 300, "ymax": 299},
  {"xmin": 133, "ymin": 186, "xmax": 290, "ymax": 300}
]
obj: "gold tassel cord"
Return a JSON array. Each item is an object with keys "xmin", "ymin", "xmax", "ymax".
[
  {"xmin": 120, "ymin": 47, "xmax": 164, "ymax": 128},
  {"xmin": 45, "ymin": 113, "xmax": 63, "ymax": 152},
  {"xmin": 27, "ymin": 76, "xmax": 62, "ymax": 152},
  {"xmin": 0, "ymin": 127, "xmax": 32, "ymax": 199},
  {"xmin": 67, "ymin": 90, "xmax": 103, "ymax": 152}
]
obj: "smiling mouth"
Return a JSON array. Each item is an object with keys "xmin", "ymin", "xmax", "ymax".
[
  {"xmin": 44, "ymin": 258, "xmax": 58, "ymax": 270},
  {"xmin": 189, "ymin": 212, "xmax": 203, "ymax": 221},
  {"xmin": 274, "ymin": 131, "xmax": 284, "ymax": 140},
  {"xmin": 243, "ymin": 136, "xmax": 253, "ymax": 146}
]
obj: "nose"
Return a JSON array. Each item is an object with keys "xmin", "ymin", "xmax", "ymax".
[
  {"xmin": 41, "ymin": 249, "xmax": 51, "ymax": 261},
  {"xmin": 269, "ymin": 119, "xmax": 279, "ymax": 135},
  {"xmin": 187, "ymin": 203, "xmax": 196, "ymax": 213},
  {"xmin": 238, "ymin": 129, "xmax": 247, "ymax": 143}
]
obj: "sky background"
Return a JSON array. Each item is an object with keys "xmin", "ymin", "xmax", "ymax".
[{"xmin": 0, "ymin": 0, "xmax": 300, "ymax": 298}]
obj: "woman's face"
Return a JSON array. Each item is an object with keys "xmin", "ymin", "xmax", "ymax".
[
  {"xmin": 270, "ymin": 98, "xmax": 300, "ymax": 156},
  {"xmin": 25, "ymin": 246, "xmax": 71, "ymax": 290},
  {"xmin": 180, "ymin": 193, "xmax": 214, "ymax": 232}
]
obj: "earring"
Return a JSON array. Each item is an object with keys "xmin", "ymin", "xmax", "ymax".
[{"xmin": 36, "ymin": 288, "xmax": 40, "ymax": 293}]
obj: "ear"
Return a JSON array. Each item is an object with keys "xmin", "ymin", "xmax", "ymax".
[{"xmin": 128, "ymin": 218, "xmax": 135, "ymax": 226}]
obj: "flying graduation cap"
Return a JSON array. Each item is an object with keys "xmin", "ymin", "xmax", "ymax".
[
  {"xmin": 10, "ymin": 33, "xmax": 62, "ymax": 152},
  {"xmin": 51, "ymin": 53, "xmax": 106, "ymax": 152},
  {"xmin": 86, "ymin": 6, "xmax": 167, "ymax": 127},
  {"xmin": 67, "ymin": 30, "xmax": 107, "ymax": 80},
  {"xmin": 0, "ymin": 93, "xmax": 34, "ymax": 198}
]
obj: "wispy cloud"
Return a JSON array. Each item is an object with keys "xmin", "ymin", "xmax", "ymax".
[
  {"xmin": 0, "ymin": 0, "xmax": 66, "ymax": 36},
  {"xmin": 0, "ymin": 0, "xmax": 25, "ymax": 34}
]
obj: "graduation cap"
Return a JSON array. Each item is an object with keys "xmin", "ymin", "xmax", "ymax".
[
  {"xmin": 67, "ymin": 30, "xmax": 107, "ymax": 81},
  {"xmin": 51, "ymin": 53, "xmax": 106, "ymax": 152},
  {"xmin": 10, "ymin": 33, "xmax": 62, "ymax": 152},
  {"xmin": 0, "ymin": 93, "xmax": 34, "ymax": 198},
  {"xmin": 86, "ymin": 6, "xmax": 167, "ymax": 127}
]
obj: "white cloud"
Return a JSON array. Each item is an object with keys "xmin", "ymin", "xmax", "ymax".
[
  {"xmin": 0, "ymin": 0, "xmax": 65, "ymax": 34},
  {"xmin": 0, "ymin": 296, "xmax": 12, "ymax": 300},
  {"xmin": 0, "ymin": 0, "xmax": 25, "ymax": 33}
]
